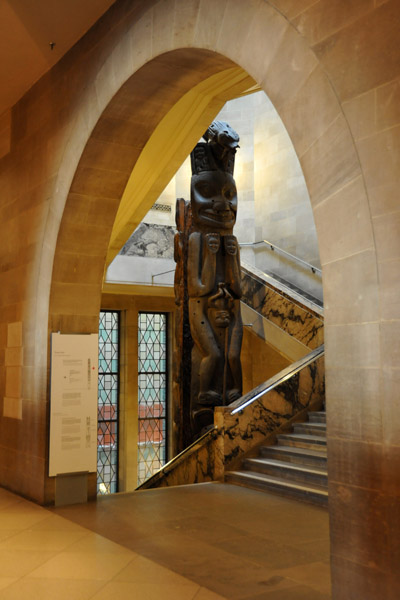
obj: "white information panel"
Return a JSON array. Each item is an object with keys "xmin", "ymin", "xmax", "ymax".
[{"xmin": 49, "ymin": 333, "xmax": 98, "ymax": 476}]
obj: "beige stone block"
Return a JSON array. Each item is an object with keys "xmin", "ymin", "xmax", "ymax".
[
  {"xmin": 7, "ymin": 322, "xmax": 22, "ymax": 348},
  {"xmin": 227, "ymin": 1, "xmax": 288, "ymax": 86},
  {"xmin": 376, "ymin": 76, "xmax": 400, "ymax": 130},
  {"xmin": 323, "ymin": 249, "xmax": 379, "ymax": 325},
  {"xmin": 79, "ymin": 89, "xmax": 105, "ymax": 145},
  {"xmin": 92, "ymin": 110, "xmax": 143, "ymax": 148},
  {"xmin": 5, "ymin": 367, "xmax": 22, "ymax": 398},
  {"xmin": 77, "ymin": 138, "xmax": 136, "ymax": 175},
  {"xmin": 301, "ymin": 114, "xmax": 360, "ymax": 207},
  {"xmin": 313, "ymin": 1, "xmax": 400, "ymax": 101},
  {"xmin": 378, "ymin": 258, "xmax": 400, "ymax": 320},
  {"xmin": 293, "ymin": 0, "xmax": 374, "ymax": 46},
  {"xmin": 329, "ymin": 483, "xmax": 390, "ymax": 572},
  {"xmin": 328, "ymin": 438, "xmax": 384, "ymax": 492},
  {"xmin": 342, "ymin": 89, "xmax": 376, "ymax": 141},
  {"xmin": 0, "ymin": 268, "xmax": 29, "ymax": 307},
  {"xmin": 358, "ymin": 125, "xmax": 400, "ymax": 217},
  {"xmin": 173, "ymin": 0, "xmax": 200, "ymax": 47},
  {"xmin": 326, "ymin": 366, "xmax": 382, "ymax": 443},
  {"xmin": 0, "ymin": 108, "xmax": 11, "ymax": 159},
  {"xmin": 50, "ymin": 282, "xmax": 101, "ymax": 316},
  {"xmin": 37, "ymin": 237, "xmax": 57, "ymax": 288},
  {"xmin": 215, "ymin": 0, "xmax": 262, "ymax": 61},
  {"xmin": 3, "ymin": 398, "xmax": 22, "ymax": 420},
  {"xmin": 129, "ymin": 8, "xmax": 153, "ymax": 73},
  {"xmin": 279, "ymin": 65, "xmax": 340, "ymax": 157},
  {"xmin": 193, "ymin": 0, "xmax": 227, "ymax": 50},
  {"xmin": 373, "ymin": 209, "xmax": 400, "ymax": 262},
  {"xmin": 384, "ymin": 453, "xmax": 400, "ymax": 513},
  {"xmin": 88, "ymin": 197, "xmax": 120, "ymax": 229},
  {"xmin": 152, "ymin": 0, "xmax": 174, "ymax": 57},
  {"xmin": 23, "ymin": 89, "xmax": 59, "ymax": 143},
  {"xmin": 94, "ymin": 53, "xmax": 118, "ymax": 112},
  {"xmin": 61, "ymin": 192, "xmax": 93, "ymax": 226},
  {"xmin": 381, "ymin": 320, "xmax": 400, "ymax": 370},
  {"xmin": 51, "ymin": 252, "xmax": 105, "ymax": 286},
  {"xmin": 56, "ymin": 221, "xmax": 112, "ymax": 260},
  {"xmin": 38, "ymin": 129, "xmax": 72, "ymax": 188},
  {"xmin": 260, "ymin": 23, "xmax": 318, "ymax": 110},
  {"xmin": 70, "ymin": 165, "xmax": 129, "ymax": 199},
  {"xmin": 21, "ymin": 206, "xmax": 49, "ymax": 249},
  {"xmin": 22, "ymin": 343, "xmax": 36, "ymax": 368},
  {"xmin": 49, "ymin": 314, "xmax": 99, "ymax": 336},
  {"xmin": 325, "ymin": 322, "xmax": 380, "ymax": 369},
  {"xmin": 109, "ymin": 28, "xmax": 135, "ymax": 91},
  {"xmin": 5, "ymin": 347, "xmax": 23, "ymax": 367},
  {"xmin": 25, "ymin": 144, "xmax": 56, "ymax": 194},
  {"xmin": 268, "ymin": 0, "xmax": 322, "ymax": 20},
  {"xmin": 382, "ymin": 367, "xmax": 400, "ymax": 444}
]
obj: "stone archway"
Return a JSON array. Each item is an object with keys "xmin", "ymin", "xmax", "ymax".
[
  {"xmin": 48, "ymin": 0, "xmax": 374, "ymax": 419},
  {"xmin": 33, "ymin": 1, "xmax": 389, "ymax": 597},
  {"xmin": 48, "ymin": 49, "xmax": 239, "ymax": 336}
]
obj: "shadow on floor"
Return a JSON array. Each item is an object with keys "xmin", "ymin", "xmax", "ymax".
[{"xmin": 51, "ymin": 482, "xmax": 331, "ymax": 600}]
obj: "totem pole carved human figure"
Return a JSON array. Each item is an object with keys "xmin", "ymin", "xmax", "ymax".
[{"xmin": 187, "ymin": 121, "xmax": 243, "ymax": 436}]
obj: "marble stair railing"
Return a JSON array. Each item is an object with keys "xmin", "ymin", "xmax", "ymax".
[
  {"xmin": 136, "ymin": 425, "xmax": 221, "ymax": 490},
  {"xmin": 215, "ymin": 345, "xmax": 325, "ymax": 472},
  {"xmin": 239, "ymin": 240, "xmax": 323, "ymax": 307},
  {"xmin": 136, "ymin": 346, "xmax": 325, "ymax": 491},
  {"xmin": 240, "ymin": 262, "xmax": 324, "ymax": 353},
  {"xmin": 225, "ymin": 409, "xmax": 328, "ymax": 506}
]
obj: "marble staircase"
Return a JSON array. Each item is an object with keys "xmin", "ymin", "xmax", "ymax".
[{"xmin": 225, "ymin": 410, "xmax": 328, "ymax": 507}]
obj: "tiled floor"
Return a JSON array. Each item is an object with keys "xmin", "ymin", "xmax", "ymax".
[
  {"xmin": 52, "ymin": 482, "xmax": 332, "ymax": 599},
  {"xmin": 0, "ymin": 486, "xmax": 221, "ymax": 599}
]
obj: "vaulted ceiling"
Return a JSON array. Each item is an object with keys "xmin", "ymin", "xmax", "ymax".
[{"xmin": 0, "ymin": 0, "xmax": 116, "ymax": 115}]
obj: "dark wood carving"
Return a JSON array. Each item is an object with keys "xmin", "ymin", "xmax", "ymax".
[
  {"xmin": 173, "ymin": 121, "xmax": 243, "ymax": 444},
  {"xmin": 172, "ymin": 197, "xmax": 193, "ymax": 451}
]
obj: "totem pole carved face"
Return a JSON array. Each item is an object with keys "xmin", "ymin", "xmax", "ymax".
[
  {"xmin": 208, "ymin": 308, "xmax": 231, "ymax": 328},
  {"xmin": 190, "ymin": 170, "xmax": 237, "ymax": 232}
]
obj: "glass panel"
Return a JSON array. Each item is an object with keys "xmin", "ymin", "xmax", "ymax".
[
  {"xmin": 137, "ymin": 312, "xmax": 167, "ymax": 486},
  {"xmin": 97, "ymin": 311, "xmax": 119, "ymax": 495}
]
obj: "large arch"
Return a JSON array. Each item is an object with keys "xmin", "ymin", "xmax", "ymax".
[{"xmin": 6, "ymin": 0, "xmax": 396, "ymax": 597}]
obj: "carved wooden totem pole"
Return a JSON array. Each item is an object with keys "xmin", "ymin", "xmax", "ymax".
[{"xmin": 174, "ymin": 121, "xmax": 243, "ymax": 445}]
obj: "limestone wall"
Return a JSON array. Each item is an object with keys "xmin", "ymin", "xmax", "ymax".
[
  {"xmin": 0, "ymin": 1, "xmax": 399, "ymax": 595},
  {"xmin": 152, "ymin": 91, "xmax": 319, "ymax": 267}
]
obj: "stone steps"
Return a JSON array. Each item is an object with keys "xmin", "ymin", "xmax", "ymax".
[
  {"xmin": 226, "ymin": 409, "xmax": 328, "ymax": 507},
  {"xmin": 225, "ymin": 470, "xmax": 328, "ymax": 507},
  {"xmin": 308, "ymin": 411, "xmax": 326, "ymax": 424},
  {"xmin": 292, "ymin": 422, "xmax": 326, "ymax": 437},
  {"xmin": 277, "ymin": 432, "xmax": 327, "ymax": 450},
  {"xmin": 260, "ymin": 444, "xmax": 327, "ymax": 468},
  {"xmin": 243, "ymin": 457, "xmax": 328, "ymax": 488}
]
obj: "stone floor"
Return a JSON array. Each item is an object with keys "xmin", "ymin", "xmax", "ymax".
[
  {"xmin": 53, "ymin": 482, "xmax": 332, "ymax": 599},
  {"xmin": 0, "ymin": 485, "xmax": 219, "ymax": 599}
]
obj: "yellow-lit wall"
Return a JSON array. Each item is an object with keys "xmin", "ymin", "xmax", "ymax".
[
  {"xmin": 152, "ymin": 92, "xmax": 320, "ymax": 268},
  {"xmin": 241, "ymin": 328, "xmax": 291, "ymax": 394}
]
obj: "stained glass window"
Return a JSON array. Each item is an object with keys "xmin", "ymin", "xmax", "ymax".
[
  {"xmin": 97, "ymin": 311, "xmax": 119, "ymax": 494},
  {"xmin": 138, "ymin": 312, "xmax": 168, "ymax": 486}
]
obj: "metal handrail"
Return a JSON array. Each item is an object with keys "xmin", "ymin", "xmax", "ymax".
[
  {"xmin": 136, "ymin": 425, "xmax": 219, "ymax": 489},
  {"xmin": 136, "ymin": 345, "xmax": 324, "ymax": 488},
  {"xmin": 239, "ymin": 239, "xmax": 322, "ymax": 275},
  {"xmin": 241, "ymin": 263, "xmax": 324, "ymax": 313},
  {"xmin": 230, "ymin": 344, "xmax": 324, "ymax": 415},
  {"xmin": 151, "ymin": 268, "xmax": 175, "ymax": 284},
  {"xmin": 105, "ymin": 279, "xmax": 173, "ymax": 287}
]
